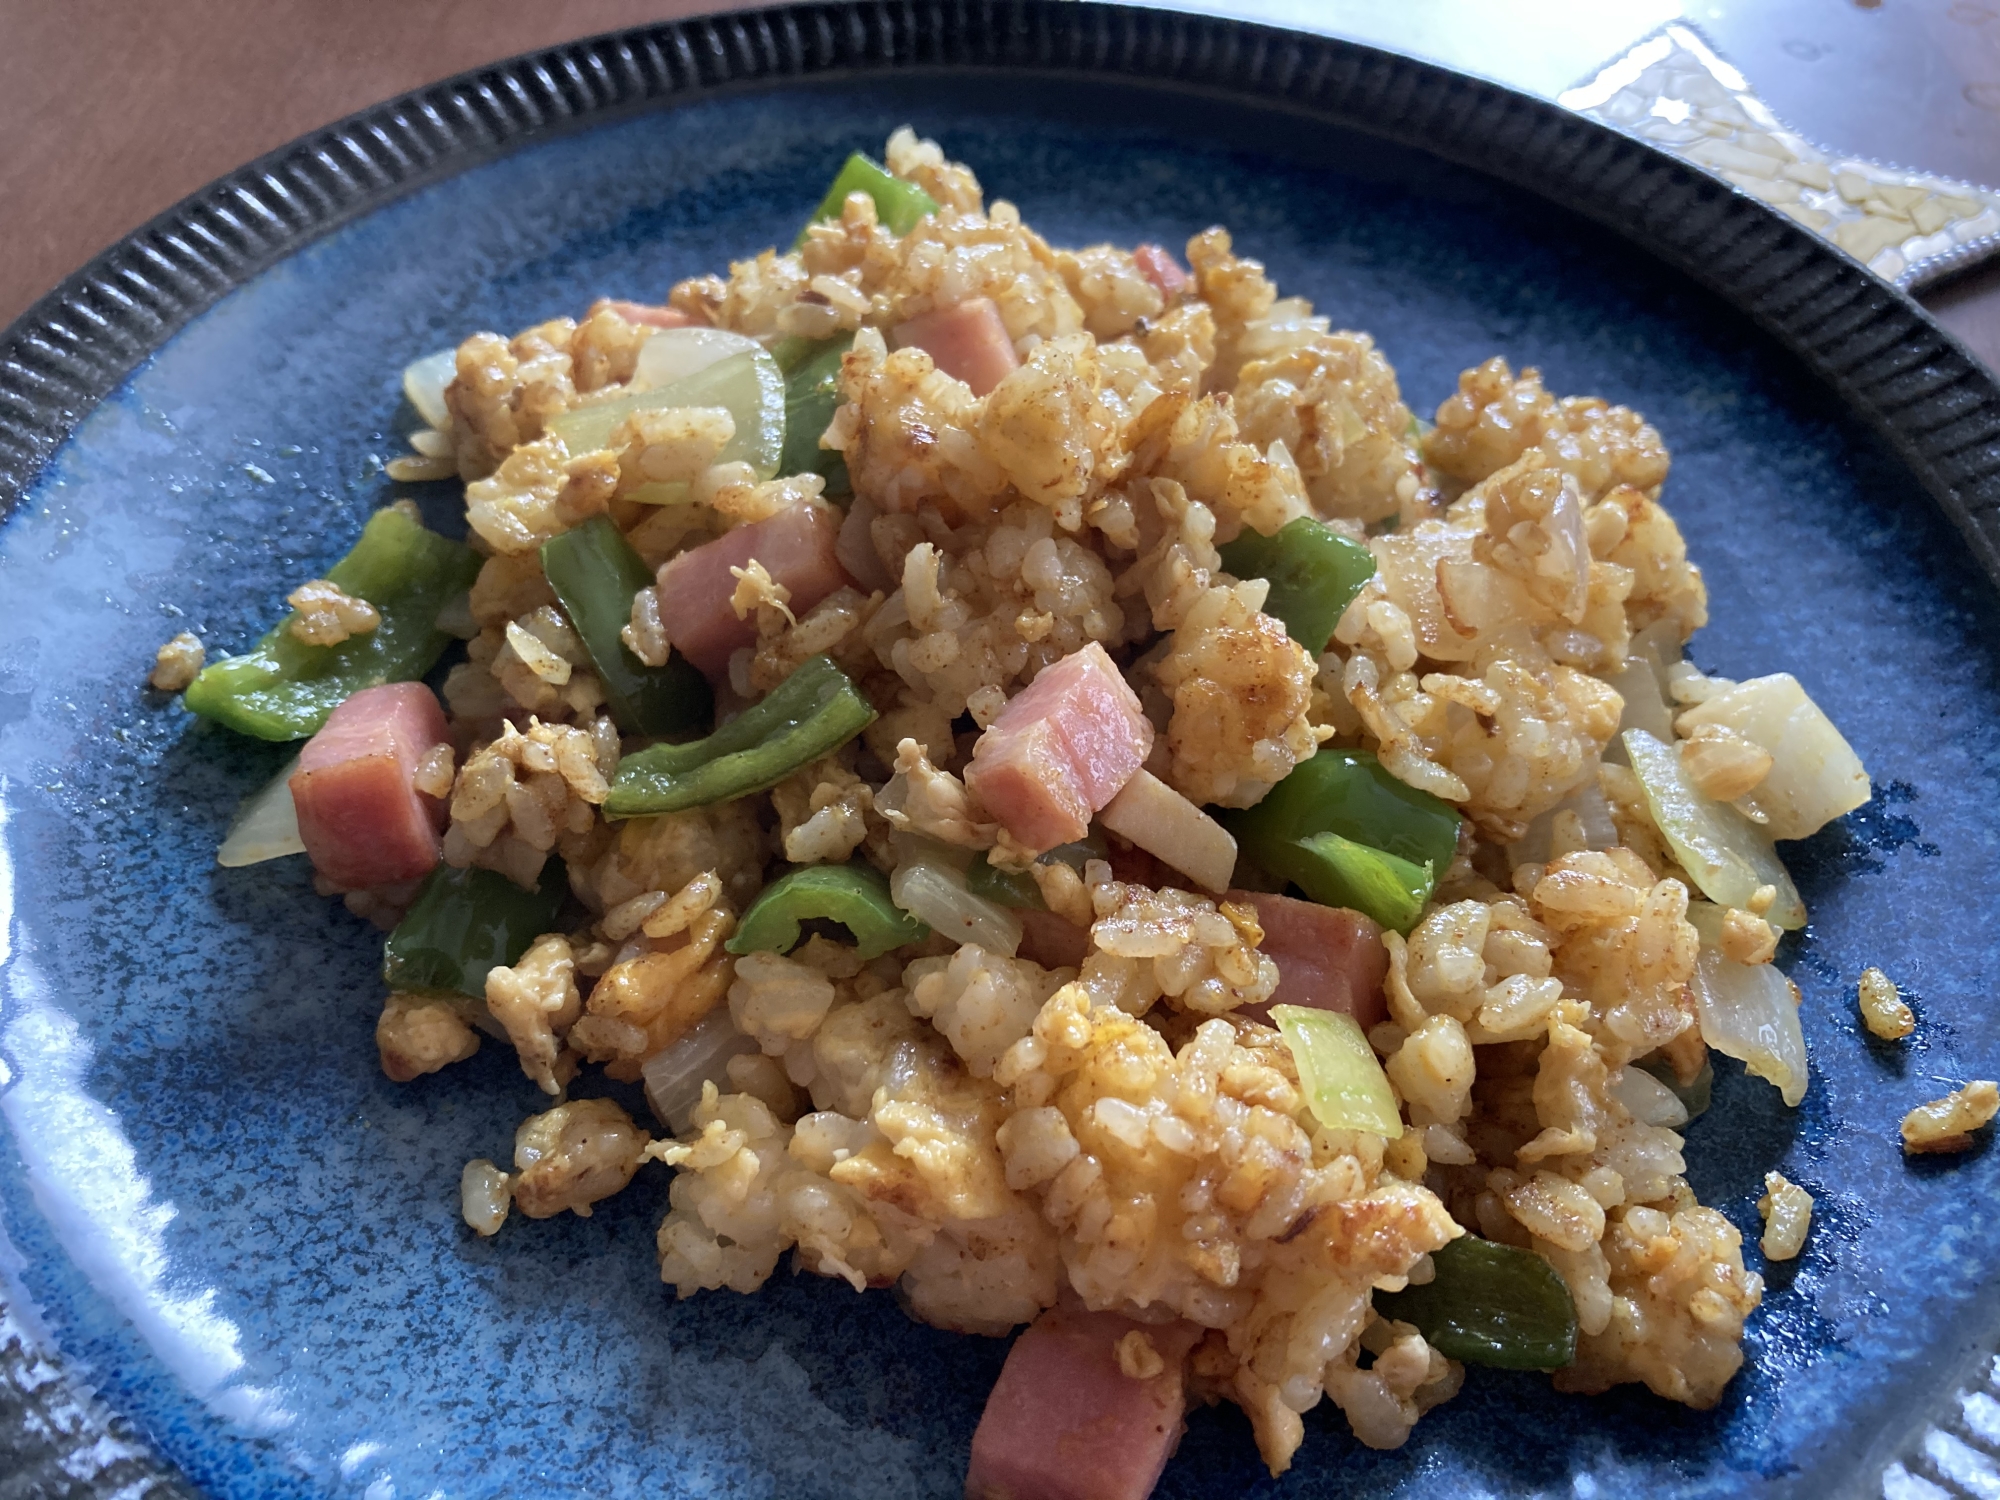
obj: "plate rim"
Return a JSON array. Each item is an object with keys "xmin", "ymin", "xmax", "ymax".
[
  {"xmin": 1, "ymin": 2, "xmax": 1997, "ymax": 1495},
  {"xmin": 1, "ymin": 2, "xmax": 1997, "ymax": 589}
]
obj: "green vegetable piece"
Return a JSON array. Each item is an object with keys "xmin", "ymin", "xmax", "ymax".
[
  {"xmin": 1231, "ymin": 748, "xmax": 1460, "ymax": 872},
  {"xmin": 1290, "ymin": 830, "xmax": 1431, "ymax": 934},
  {"xmin": 1622, "ymin": 728, "xmax": 1806, "ymax": 929},
  {"xmin": 1217, "ymin": 517, "xmax": 1377, "ymax": 656},
  {"xmin": 1223, "ymin": 748, "xmax": 1461, "ymax": 931},
  {"xmin": 797, "ymin": 152, "xmax": 939, "ymax": 244},
  {"xmin": 540, "ymin": 517, "xmax": 710, "ymax": 736},
  {"xmin": 183, "ymin": 506, "xmax": 480, "ymax": 741},
  {"xmin": 604, "ymin": 654, "xmax": 876, "ymax": 817},
  {"xmin": 779, "ymin": 334, "xmax": 853, "ymax": 495},
  {"xmin": 383, "ymin": 861, "xmax": 568, "ymax": 999},
  {"xmin": 1375, "ymin": 1236, "xmax": 1579, "ymax": 1371},
  {"xmin": 1272, "ymin": 1005, "xmax": 1404, "ymax": 1138},
  {"xmin": 965, "ymin": 852, "xmax": 1046, "ymax": 910},
  {"xmin": 726, "ymin": 863, "xmax": 929, "ymax": 960},
  {"xmin": 1040, "ymin": 834, "xmax": 1107, "ymax": 874},
  {"xmin": 545, "ymin": 348, "xmax": 786, "ymax": 479}
]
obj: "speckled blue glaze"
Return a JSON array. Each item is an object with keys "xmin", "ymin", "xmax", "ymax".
[{"xmin": 0, "ymin": 73, "xmax": 1996, "ymax": 1500}]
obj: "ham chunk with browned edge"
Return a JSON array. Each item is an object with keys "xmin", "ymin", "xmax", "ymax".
[
  {"xmin": 892, "ymin": 297, "xmax": 1020, "ymax": 396},
  {"xmin": 966, "ymin": 1308, "xmax": 1202, "ymax": 1500},
  {"xmin": 1132, "ymin": 244, "xmax": 1189, "ymax": 300},
  {"xmin": 964, "ymin": 643, "xmax": 1153, "ymax": 853},
  {"xmin": 290, "ymin": 682, "xmax": 450, "ymax": 891},
  {"xmin": 1232, "ymin": 891, "xmax": 1388, "ymax": 1029},
  {"xmin": 601, "ymin": 299, "xmax": 698, "ymax": 329},
  {"xmin": 655, "ymin": 501, "xmax": 850, "ymax": 680}
]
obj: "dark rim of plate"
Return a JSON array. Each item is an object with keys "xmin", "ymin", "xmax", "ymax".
[{"xmin": 2, "ymin": 3, "xmax": 1998, "ymax": 1496}]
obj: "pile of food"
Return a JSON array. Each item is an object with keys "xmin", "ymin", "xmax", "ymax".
[{"xmin": 153, "ymin": 128, "xmax": 1979, "ymax": 1496}]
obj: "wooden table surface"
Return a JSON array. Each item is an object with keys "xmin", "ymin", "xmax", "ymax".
[{"xmin": 2, "ymin": 0, "xmax": 1996, "ymax": 371}]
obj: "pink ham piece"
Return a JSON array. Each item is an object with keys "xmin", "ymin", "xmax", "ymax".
[
  {"xmin": 655, "ymin": 501, "xmax": 850, "ymax": 680},
  {"xmin": 1232, "ymin": 891, "xmax": 1388, "ymax": 1029},
  {"xmin": 891, "ymin": 297, "xmax": 1019, "ymax": 396},
  {"xmin": 967, "ymin": 1308, "xmax": 1202, "ymax": 1500},
  {"xmin": 964, "ymin": 643, "xmax": 1153, "ymax": 854},
  {"xmin": 601, "ymin": 299, "xmax": 699, "ymax": 329},
  {"xmin": 290, "ymin": 683, "xmax": 450, "ymax": 891},
  {"xmin": 1133, "ymin": 244, "xmax": 1189, "ymax": 300}
]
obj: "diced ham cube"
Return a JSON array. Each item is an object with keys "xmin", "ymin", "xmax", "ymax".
[
  {"xmin": 601, "ymin": 299, "xmax": 699, "ymax": 329},
  {"xmin": 891, "ymin": 297, "xmax": 1019, "ymax": 396},
  {"xmin": 290, "ymin": 683, "xmax": 450, "ymax": 891},
  {"xmin": 655, "ymin": 501, "xmax": 850, "ymax": 680},
  {"xmin": 966, "ymin": 1308, "xmax": 1202, "ymax": 1500},
  {"xmin": 1231, "ymin": 891, "xmax": 1388, "ymax": 1030},
  {"xmin": 1133, "ymin": 244, "xmax": 1188, "ymax": 300},
  {"xmin": 1017, "ymin": 908, "xmax": 1090, "ymax": 971},
  {"xmin": 965, "ymin": 643, "xmax": 1153, "ymax": 854}
]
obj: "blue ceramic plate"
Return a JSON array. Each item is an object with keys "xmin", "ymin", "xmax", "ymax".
[{"xmin": 3, "ymin": 6, "xmax": 1999, "ymax": 1497}]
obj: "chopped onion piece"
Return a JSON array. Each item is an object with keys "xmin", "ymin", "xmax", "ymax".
[
  {"xmin": 1608, "ymin": 1065, "xmax": 1690, "ymax": 1129},
  {"xmin": 890, "ymin": 855, "xmax": 1022, "ymax": 956},
  {"xmin": 634, "ymin": 326, "xmax": 762, "ymax": 390},
  {"xmin": 1271, "ymin": 1004, "xmax": 1403, "ymax": 1139},
  {"xmin": 1097, "ymin": 769, "xmax": 1237, "ymax": 893},
  {"xmin": 1601, "ymin": 620, "xmax": 1682, "ymax": 765},
  {"xmin": 1623, "ymin": 728, "xmax": 1805, "ymax": 929},
  {"xmin": 217, "ymin": 756, "xmax": 305, "ymax": 867},
  {"xmin": 1508, "ymin": 778, "xmax": 1621, "ymax": 871},
  {"xmin": 641, "ymin": 1008, "xmax": 760, "ymax": 1133},
  {"xmin": 1686, "ymin": 902, "xmax": 1808, "ymax": 1107},
  {"xmin": 402, "ymin": 348, "xmax": 457, "ymax": 431},
  {"xmin": 1676, "ymin": 673, "xmax": 1870, "ymax": 841}
]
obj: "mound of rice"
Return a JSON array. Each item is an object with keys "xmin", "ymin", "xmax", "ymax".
[{"xmin": 313, "ymin": 128, "xmax": 1877, "ymax": 1477}]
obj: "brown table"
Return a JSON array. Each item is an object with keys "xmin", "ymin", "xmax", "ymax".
[{"xmin": 2, "ymin": 0, "xmax": 1996, "ymax": 371}]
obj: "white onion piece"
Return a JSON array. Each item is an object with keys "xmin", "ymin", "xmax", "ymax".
[
  {"xmin": 891, "ymin": 857, "xmax": 1022, "ymax": 956},
  {"xmin": 1676, "ymin": 673, "xmax": 1870, "ymax": 841},
  {"xmin": 1686, "ymin": 902, "xmax": 1808, "ymax": 1107},
  {"xmin": 1623, "ymin": 729, "xmax": 1805, "ymax": 929},
  {"xmin": 402, "ymin": 348, "xmax": 457, "ymax": 431},
  {"xmin": 1602, "ymin": 621, "xmax": 1681, "ymax": 763},
  {"xmin": 634, "ymin": 326, "xmax": 762, "ymax": 390},
  {"xmin": 217, "ymin": 756, "xmax": 305, "ymax": 867},
  {"xmin": 1608, "ymin": 1065, "xmax": 1690, "ymax": 1129},
  {"xmin": 641, "ymin": 1008, "xmax": 760, "ymax": 1133},
  {"xmin": 1508, "ymin": 778, "xmax": 1622, "ymax": 870},
  {"xmin": 835, "ymin": 492, "xmax": 894, "ymax": 593},
  {"xmin": 1098, "ymin": 769, "xmax": 1236, "ymax": 893}
]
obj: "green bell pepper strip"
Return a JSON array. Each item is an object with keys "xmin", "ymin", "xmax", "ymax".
[
  {"xmin": 540, "ymin": 517, "xmax": 711, "ymax": 737},
  {"xmin": 1289, "ymin": 831, "xmax": 1431, "ymax": 934},
  {"xmin": 382, "ymin": 860, "xmax": 568, "ymax": 999},
  {"xmin": 1231, "ymin": 748, "xmax": 1460, "ymax": 873},
  {"xmin": 1223, "ymin": 748, "xmax": 1461, "ymax": 932},
  {"xmin": 604, "ymin": 655, "xmax": 876, "ymax": 817},
  {"xmin": 183, "ymin": 505, "xmax": 481, "ymax": 741},
  {"xmin": 779, "ymin": 334, "xmax": 854, "ymax": 496},
  {"xmin": 796, "ymin": 152, "xmax": 939, "ymax": 245},
  {"xmin": 726, "ymin": 863, "xmax": 929, "ymax": 960},
  {"xmin": 1374, "ymin": 1236, "xmax": 1579, "ymax": 1371},
  {"xmin": 965, "ymin": 852, "xmax": 1046, "ymax": 910},
  {"xmin": 1217, "ymin": 516, "xmax": 1377, "ymax": 656}
]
